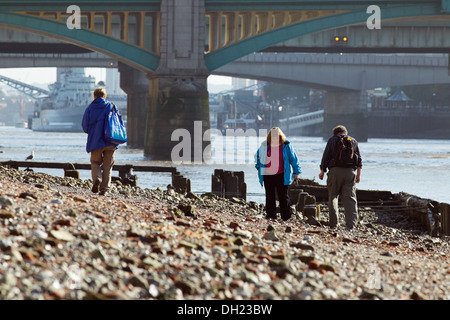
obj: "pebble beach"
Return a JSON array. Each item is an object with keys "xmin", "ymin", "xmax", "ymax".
[{"xmin": 0, "ymin": 165, "xmax": 449, "ymax": 302}]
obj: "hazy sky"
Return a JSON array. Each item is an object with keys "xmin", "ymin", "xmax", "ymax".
[{"xmin": 0, "ymin": 67, "xmax": 232, "ymax": 92}]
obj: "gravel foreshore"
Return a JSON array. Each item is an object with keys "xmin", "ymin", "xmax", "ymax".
[{"xmin": 0, "ymin": 166, "xmax": 449, "ymax": 301}]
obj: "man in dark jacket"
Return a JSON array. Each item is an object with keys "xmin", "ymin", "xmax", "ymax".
[
  {"xmin": 318, "ymin": 125, "xmax": 362, "ymax": 230},
  {"xmin": 82, "ymin": 87, "xmax": 118, "ymax": 195}
]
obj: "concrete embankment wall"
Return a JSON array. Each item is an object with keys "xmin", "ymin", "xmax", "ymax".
[
  {"xmin": 289, "ymin": 111, "xmax": 450, "ymax": 139},
  {"xmin": 367, "ymin": 111, "xmax": 450, "ymax": 139}
]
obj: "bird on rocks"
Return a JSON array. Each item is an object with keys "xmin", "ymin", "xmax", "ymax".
[{"xmin": 26, "ymin": 151, "xmax": 34, "ymax": 160}]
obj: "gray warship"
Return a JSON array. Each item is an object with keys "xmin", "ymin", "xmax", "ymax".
[{"xmin": 31, "ymin": 68, "xmax": 97, "ymax": 132}]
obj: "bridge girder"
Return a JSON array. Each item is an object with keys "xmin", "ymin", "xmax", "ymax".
[
  {"xmin": 262, "ymin": 23, "xmax": 450, "ymax": 54},
  {"xmin": 204, "ymin": 2, "xmax": 447, "ymax": 70},
  {"xmin": 0, "ymin": 0, "xmax": 448, "ymax": 73},
  {"xmin": 0, "ymin": 12, "xmax": 160, "ymax": 72}
]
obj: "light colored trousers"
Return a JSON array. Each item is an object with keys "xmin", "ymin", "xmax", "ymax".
[
  {"xmin": 90, "ymin": 145, "xmax": 116, "ymax": 192},
  {"xmin": 326, "ymin": 166, "xmax": 358, "ymax": 229}
]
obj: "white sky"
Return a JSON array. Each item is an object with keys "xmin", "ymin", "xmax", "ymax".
[
  {"xmin": 0, "ymin": 67, "xmax": 232, "ymax": 91},
  {"xmin": 0, "ymin": 67, "xmax": 104, "ymax": 84}
]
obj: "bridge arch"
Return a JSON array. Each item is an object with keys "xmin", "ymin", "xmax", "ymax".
[
  {"xmin": 204, "ymin": 3, "xmax": 442, "ymax": 70},
  {"xmin": 0, "ymin": 12, "xmax": 160, "ymax": 72}
]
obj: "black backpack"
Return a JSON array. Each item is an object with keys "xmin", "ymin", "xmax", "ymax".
[{"xmin": 332, "ymin": 134, "xmax": 357, "ymax": 167}]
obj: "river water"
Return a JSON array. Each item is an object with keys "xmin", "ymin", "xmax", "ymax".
[{"xmin": 0, "ymin": 126, "xmax": 449, "ymax": 204}]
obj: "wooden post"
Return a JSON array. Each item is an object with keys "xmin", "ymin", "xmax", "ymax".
[
  {"xmin": 63, "ymin": 163, "xmax": 80, "ymax": 179},
  {"xmin": 439, "ymin": 203, "xmax": 450, "ymax": 236},
  {"xmin": 212, "ymin": 172, "xmax": 224, "ymax": 197},
  {"xmin": 172, "ymin": 171, "xmax": 191, "ymax": 194},
  {"xmin": 211, "ymin": 169, "xmax": 246, "ymax": 201}
]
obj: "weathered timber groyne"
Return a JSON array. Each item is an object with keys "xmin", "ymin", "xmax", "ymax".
[
  {"xmin": 211, "ymin": 169, "xmax": 246, "ymax": 201},
  {"xmin": 288, "ymin": 179, "xmax": 449, "ymax": 237},
  {"xmin": 0, "ymin": 160, "xmax": 177, "ymax": 187}
]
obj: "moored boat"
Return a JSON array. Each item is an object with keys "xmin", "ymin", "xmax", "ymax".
[{"xmin": 31, "ymin": 68, "xmax": 96, "ymax": 132}]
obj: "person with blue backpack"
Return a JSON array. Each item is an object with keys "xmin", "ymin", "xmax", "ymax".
[
  {"xmin": 255, "ymin": 127, "xmax": 302, "ymax": 221},
  {"xmin": 82, "ymin": 87, "xmax": 119, "ymax": 196}
]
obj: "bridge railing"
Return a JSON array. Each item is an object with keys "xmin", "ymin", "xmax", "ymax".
[
  {"xmin": 279, "ymin": 110, "xmax": 324, "ymax": 130},
  {"xmin": 237, "ymin": 52, "xmax": 448, "ymax": 67}
]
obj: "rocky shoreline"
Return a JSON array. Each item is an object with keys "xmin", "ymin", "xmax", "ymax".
[{"xmin": 0, "ymin": 166, "xmax": 449, "ymax": 300}]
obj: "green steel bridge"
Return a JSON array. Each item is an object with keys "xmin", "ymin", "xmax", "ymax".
[{"xmin": 1, "ymin": 0, "xmax": 450, "ymax": 159}]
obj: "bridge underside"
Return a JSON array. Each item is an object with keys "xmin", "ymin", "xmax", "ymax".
[
  {"xmin": 0, "ymin": 42, "xmax": 90, "ymax": 53},
  {"xmin": 262, "ymin": 20, "xmax": 450, "ymax": 54}
]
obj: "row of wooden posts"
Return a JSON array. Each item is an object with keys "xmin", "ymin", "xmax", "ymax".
[
  {"xmin": 1, "ymin": 160, "xmax": 449, "ymax": 236},
  {"xmin": 0, "ymin": 160, "xmax": 246, "ymax": 200}
]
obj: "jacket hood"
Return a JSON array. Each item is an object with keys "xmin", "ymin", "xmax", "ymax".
[{"xmin": 90, "ymin": 97, "xmax": 110, "ymax": 108}]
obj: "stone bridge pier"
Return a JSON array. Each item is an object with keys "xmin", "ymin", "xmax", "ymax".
[
  {"xmin": 146, "ymin": 74, "xmax": 210, "ymax": 161},
  {"xmin": 147, "ymin": 0, "xmax": 210, "ymax": 161},
  {"xmin": 118, "ymin": 62, "xmax": 149, "ymax": 148},
  {"xmin": 121, "ymin": 0, "xmax": 210, "ymax": 161},
  {"xmin": 322, "ymin": 90, "xmax": 369, "ymax": 142}
]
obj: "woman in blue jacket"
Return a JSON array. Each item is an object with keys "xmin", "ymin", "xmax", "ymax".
[
  {"xmin": 255, "ymin": 127, "xmax": 301, "ymax": 221},
  {"xmin": 82, "ymin": 87, "xmax": 118, "ymax": 196}
]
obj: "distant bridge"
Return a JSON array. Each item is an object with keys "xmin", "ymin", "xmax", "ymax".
[
  {"xmin": 2, "ymin": 51, "xmax": 449, "ymax": 91},
  {"xmin": 0, "ymin": 52, "xmax": 116, "ymax": 68},
  {"xmin": 0, "ymin": 74, "xmax": 49, "ymax": 98},
  {"xmin": 215, "ymin": 52, "xmax": 450, "ymax": 91},
  {"xmin": 279, "ymin": 110, "xmax": 324, "ymax": 132}
]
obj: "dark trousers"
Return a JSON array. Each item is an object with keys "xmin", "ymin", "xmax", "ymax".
[{"xmin": 263, "ymin": 173, "xmax": 292, "ymax": 221}]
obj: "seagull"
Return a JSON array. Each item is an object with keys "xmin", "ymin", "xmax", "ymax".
[{"xmin": 26, "ymin": 151, "xmax": 34, "ymax": 160}]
